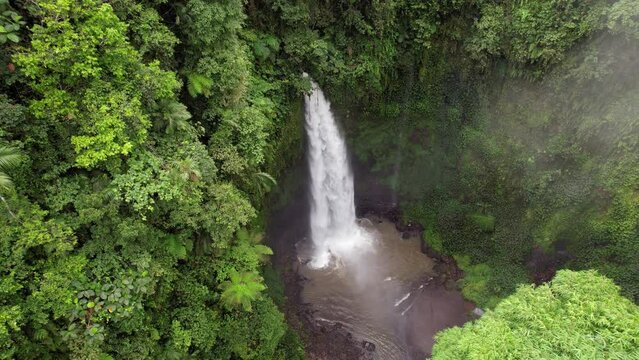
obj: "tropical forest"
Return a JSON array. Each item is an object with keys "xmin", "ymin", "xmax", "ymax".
[{"xmin": 1, "ymin": 0, "xmax": 639, "ymax": 359}]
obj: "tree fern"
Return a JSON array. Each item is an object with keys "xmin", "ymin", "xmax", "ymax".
[
  {"xmin": 155, "ymin": 100, "xmax": 192, "ymax": 135},
  {"xmin": 252, "ymin": 244, "xmax": 273, "ymax": 263},
  {"xmin": 186, "ymin": 73, "xmax": 213, "ymax": 98},
  {"xmin": 236, "ymin": 228, "xmax": 272, "ymax": 262},
  {"xmin": 219, "ymin": 269, "xmax": 266, "ymax": 311}
]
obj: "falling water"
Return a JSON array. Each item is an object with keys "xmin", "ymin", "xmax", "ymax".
[{"xmin": 304, "ymin": 79, "xmax": 372, "ymax": 268}]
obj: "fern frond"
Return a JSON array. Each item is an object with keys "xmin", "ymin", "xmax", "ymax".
[{"xmin": 186, "ymin": 73, "xmax": 213, "ymax": 98}]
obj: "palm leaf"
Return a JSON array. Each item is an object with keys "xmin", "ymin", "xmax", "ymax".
[
  {"xmin": 253, "ymin": 244, "xmax": 273, "ymax": 263},
  {"xmin": 0, "ymin": 146, "xmax": 21, "ymax": 192},
  {"xmin": 0, "ymin": 146, "xmax": 21, "ymax": 170},
  {"xmin": 254, "ymin": 171, "xmax": 277, "ymax": 187},
  {"xmin": 0, "ymin": 172, "xmax": 13, "ymax": 192},
  {"xmin": 253, "ymin": 171, "xmax": 277, "ymax": 195}
]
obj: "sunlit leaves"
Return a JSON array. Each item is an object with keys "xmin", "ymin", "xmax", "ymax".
[
  {"xmin": 0, "ymin": 305, "xmax": 21, "ymax": 358},
  {"xmin": 112, "ymin": 150, "xmax": 180, "ymax": 215},
  {"xmin": 3, "ymin": 0, "xmax": 304, "ymax": 357},
  {"xmin": 71, "ymin": 88, "xmax": 149, "ymax": 168},
  {"xmin": 433, "ymin": 270, "xmax": 639, "ymax": 359},
  {"xmin": 31, "ymin": 255, "xmax": 87, "ymax": 320},
  {"xmin": 0, "ymin": 202, "xmax": 84, "ymax": 355},
  {"xmin": 15, "ymin": 0, "xmax": 181, "ymax": 169}
]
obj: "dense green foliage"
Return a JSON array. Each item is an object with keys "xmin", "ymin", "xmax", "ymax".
[
  {"xmin": 433, "ymin": 270, "xmax": 639, "ymax": 359},
  {"xmin": 326, "ymin": 0, "xmax": 639, "ymax": 310},
  {"xmin": 1, "ymin": 0, "xmax": 305, "ymax": 358},
  {"xmin": 2, "ymin": 0, "xmax": 639, "ymax": 358}
]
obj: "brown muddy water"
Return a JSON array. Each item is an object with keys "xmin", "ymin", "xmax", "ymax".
[{"xmin": 296, "ymin": 216, "xmax": 467, "ymax": 359}]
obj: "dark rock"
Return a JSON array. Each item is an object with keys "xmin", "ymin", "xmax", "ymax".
[
  {"xmin": 362, "ymin": 340, "xmax": 376, "ymax": 352},
  {"xmin": 526, "ymin": 245, "xmax": 570, "ymax": 285},
  {"xmin": 463, "ymin": 301, "xmax": 476, "ymax": 312}
]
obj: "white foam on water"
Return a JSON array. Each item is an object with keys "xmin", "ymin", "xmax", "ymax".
[
  {"xmin": 394, "ymin": 292, "xmax": 411, "ymax": 307},
  {"xmin": 401, "ymin": 302, "xmax": 415, "ymax": 316}
]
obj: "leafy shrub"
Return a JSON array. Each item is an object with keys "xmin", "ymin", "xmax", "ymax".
[{"xmin": 433, "ymin": 270, "xmax": 639, "ymax": 359}]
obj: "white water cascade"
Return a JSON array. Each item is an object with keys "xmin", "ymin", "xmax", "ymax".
[{"xmin": 304, "ymin": 80, "xmax": 373, "ymax": 268}]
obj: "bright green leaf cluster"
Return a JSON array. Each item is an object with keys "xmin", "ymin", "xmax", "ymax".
[{"xmin": 433, "ymin": 270, "xmax": 639, "ymax": 359}]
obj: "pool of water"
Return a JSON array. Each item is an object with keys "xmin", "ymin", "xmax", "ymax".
[{"xmin": 298, "ymin": 216, "xmax": 468, "ymax": 359}]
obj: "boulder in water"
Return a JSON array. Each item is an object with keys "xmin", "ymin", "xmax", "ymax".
[
  {"xmin": 362, "ymin": 340, "xmax": 376, "ymax": 352},
  {"xmin": 473, "ymin": 307, "xmax": 485, "ymax": 317}
]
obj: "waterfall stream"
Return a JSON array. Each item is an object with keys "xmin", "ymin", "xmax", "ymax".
[{"xmin": 304, "ymin": 79, "xmax": 372, "ymax": 268}]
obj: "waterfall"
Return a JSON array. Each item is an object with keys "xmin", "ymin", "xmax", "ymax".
[{"xmin": 304, "ymin": 79, "xmax": 372, "ymax": 268}]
